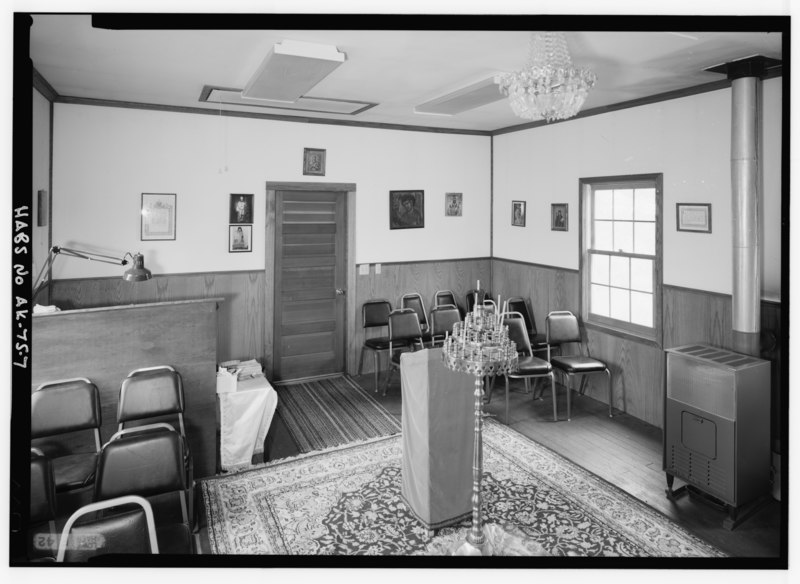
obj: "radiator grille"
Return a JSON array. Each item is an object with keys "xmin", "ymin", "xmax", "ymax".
[{"xmin": 670, "ymin": 443, "xmax": 729, "ymax": 500}]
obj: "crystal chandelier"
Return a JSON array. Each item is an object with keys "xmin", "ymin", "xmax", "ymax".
[{"xmin": 497, "ymin": 31, "xmax": 597, "ymax": 123}]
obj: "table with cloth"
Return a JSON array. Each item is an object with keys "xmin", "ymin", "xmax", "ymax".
[
  {"xmin": 400, "ymin": 348, "xmax": 475, "ymax": 530},
  {"xmin": 217, "ymin": 372, "xmax": 277, "ymax": 472}
]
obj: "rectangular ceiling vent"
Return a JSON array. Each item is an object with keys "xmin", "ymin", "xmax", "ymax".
[
  {"xmin": 202, "ymin": 87, "xmax": 377, "ymax": 116},
  {"xmin": 414, "ymin": 76, "xmax": 504, "ymax": 116},
  {"xmin": 242, "ymin": 40, "xmax": 346, "ymax": 102}
]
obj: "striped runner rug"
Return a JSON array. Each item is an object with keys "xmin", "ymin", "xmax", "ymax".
[{"xmin": 274, "ymin": 375, "xmax": 401, "ymax": 453}]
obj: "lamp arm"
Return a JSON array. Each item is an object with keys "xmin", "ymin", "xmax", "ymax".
[{"xmin": 31, "ymin": 246, "xmax": 129, "ymax": 303}]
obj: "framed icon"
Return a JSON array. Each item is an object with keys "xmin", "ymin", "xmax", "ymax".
[
  {"xmin": 390, "ymin": 190, "xmax": 425, "ymax": 229},
  {"xmin": 551, "ymin": 203, "xmax": 568, "ymax": 231},
  {"xmin": 303, "ymin": 148, "xmax": 326, "ymax": 176},
  {"xmin": 230, "ymin": 194, "xmax": 254, "ymax": 224},
  {"xmin": 511, "ymin": 200, "xmax": 526, "ymax": 227},
  {"xmin": 229, "ymin": 224, "xmax": 252, "ymax": 253}
]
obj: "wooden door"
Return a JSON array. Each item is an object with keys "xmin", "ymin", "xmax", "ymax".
[{"xmin": 273, "ymin": 190, "xmax": 347, "ymax": 381}]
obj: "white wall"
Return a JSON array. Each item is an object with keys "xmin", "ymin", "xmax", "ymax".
[
  {"xmin": 52, "ymin": 104, "xmax": 492, "ymax": 278},
  {"xmin": 492, "ymin": 77, "xmax": 782, "ymax": 300}
]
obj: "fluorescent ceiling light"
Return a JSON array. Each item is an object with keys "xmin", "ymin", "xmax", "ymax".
[
  {"xmin": 203, "ymin": 87, "xmax": 376, "ymax": 115},
  {"xmin": 242, "ymin": 40, "xmax": 346, "ymax": 102},
  {"xmin": 414, "ymin": 76, "xmax": 504, "ymax": 116}
]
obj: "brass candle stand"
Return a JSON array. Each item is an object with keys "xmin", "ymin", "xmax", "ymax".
[{"xmin": 441, "ymin": 301, "xmax": 518, "ymax": 555}]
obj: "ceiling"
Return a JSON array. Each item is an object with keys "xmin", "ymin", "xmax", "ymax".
[{"xmin": 28, "ymin": 14, "xmax": 784, "ymax": 133}]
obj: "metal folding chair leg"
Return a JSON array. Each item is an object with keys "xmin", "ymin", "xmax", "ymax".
[{"xmin": 606, "ymin": 369, "xmax": 613, "ymax": 417}]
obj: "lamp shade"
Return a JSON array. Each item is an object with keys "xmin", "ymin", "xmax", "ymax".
[{"xmin": 123, "ymin": 253, "xmax": 153, "ymax": 282}]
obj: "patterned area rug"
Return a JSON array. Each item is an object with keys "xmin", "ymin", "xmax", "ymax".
[
  {"xmin": 274, "ymin": 375, "xmax": 401, "ymax": 453},
  {"xmin": 201, "ymin": 420, "xmax": 725, "ymax": 557}
]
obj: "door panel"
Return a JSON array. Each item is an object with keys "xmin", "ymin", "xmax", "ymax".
[{"xmin": 273, "ymin": 190, "xmax": 346, "ymax": 381}]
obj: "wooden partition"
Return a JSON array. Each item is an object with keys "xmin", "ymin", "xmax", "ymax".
[{"xmin": 32, "ymin": 298, "xmax": 221, "ymax": 478}]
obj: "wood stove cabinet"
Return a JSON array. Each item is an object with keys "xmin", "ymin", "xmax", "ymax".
[{"xmin": 663, "ymin": 344, "xmax": 771, "ymax": 529}]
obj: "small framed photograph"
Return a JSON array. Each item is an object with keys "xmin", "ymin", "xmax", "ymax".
[
  {"xmin": 445, "ymin": 192, "xmax": 463, "ymax": 217},
  {"xmin": 511, "ymin": 200, "xmax": 526, "ymax": 227},
  {"xmin": 390, "ymin": 190, "xmax": 425, "ymax": 229},
  {"xmin": 141, "ymin": 193, "xmax": 176, "ymax": 241},
  {"xmin": 303, "ymin": 148, "xmax": 326, "ymax": 176},
  {"xmin": 229, "ymin": 225, "xmax": 252, "ymax": 253},
  {"xmin": 551, "ymin": 203, "xmax": 568, "ymax": 231},
  {"xmin": 230, "ymin": 194, "xmax": 254, "ymax": 224},
  {"xmin": 677, "ymin": 203, "xmax": 712, "ymax": 233}
]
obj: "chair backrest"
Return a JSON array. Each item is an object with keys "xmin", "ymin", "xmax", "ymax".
[
  {"xmin": 546, "ymin": 311, "xmax": 582, "ymax": 345},
  {"xmin": 502, "ymin": 312, "xmax": 532, "ymax": 356},
  {"xmin": 118, "ymin": 368, "xmax": 184, "ymax": 434},
  {"xmin": 401, "ymin": 293, "xmax": 429, "ymax": 330},
  {"xmin": 31, "ymin": 379, "xmax": 102, "ymax": 447},
  {"xmin": 30, "ymin": 450, "xmax": 56, "ymax": 526},
  {"xmin": 388, "ymin": 308, "xmax": 422, "ymax": 345},
  {"xmin": 434, "ymin": 290, "xmax": 457, "ymax": 308},
  {"xmin": 57, "ymin": 495, "xmax": 158, "ymax": 561},
  {"xmin": 507, "ymin": 297, "xmax": 537, "ymax": 334},
  {"xmin": 465, "ymin": 289, "xmax": 486, "ymax": 313},
  {"xmin": 362, "ymin": 299, "xmax": 392, "ymax": 329},
  {"xmin": 430, "ymin": 305, "xmax": 461, "ymax": 337},
  {"xmin": 94, "ymin": 427, "xmax": 187, "ymax": 503}
]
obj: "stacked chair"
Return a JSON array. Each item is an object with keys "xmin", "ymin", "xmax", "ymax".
[
  {"xmin": 434, "ymin": 289, "xmax": 463, "ymax": 317},
  {"xmin": 400, "ymin": 292, "xmax": 433, "ymax": 346},
  {"xmin": 31, "ymin": 365, "xmax": 196, "ymax": 562},
  {"xmin": 383, "ymin": 308, "xmax": 426, "ymax": 395},
  {"xmin": 487, "ymin": 312, "xmax": 556, "ymax": 424},
  {"xmin": 506, "ymin": 297, "xmax": 549, "ymax": 354},
  {"xmin": 429, "ymin": 304, "xmax": 461, "ymax": 347},
  {"xmin": 545, "ymin": 310, "xmax": 613, "ymax": 420},
  {"xmin": 358, "ymin": 299, "xmax": 394, "ymax": 391},
  {"xmin": 30, "ymin": 378, "xmax": 102, "ymax": 497}
]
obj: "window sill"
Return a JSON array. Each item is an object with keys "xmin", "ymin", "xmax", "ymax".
[{"xmin": 583, "ymin": 320, "xmax": 663, "ymax": 349}]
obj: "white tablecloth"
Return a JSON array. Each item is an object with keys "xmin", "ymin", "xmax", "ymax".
[
  {"xmin": 218, "ymin": 375, "xmax": 277, "ymax": 472},
  {"xmin": 400, "ymin": 348, "xmax": 474, "ymax": 530}
]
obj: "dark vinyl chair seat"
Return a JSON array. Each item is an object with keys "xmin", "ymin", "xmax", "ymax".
[
  {"xmin": 31, "ymin": 378, "xmax": 102, "ymax": 494},
  {"xmin": 506, "ymin": 297, "xmax": 548, "ymax": 354},
  {"xmin": 548, "ymin": 355, "xmax": 608, "ymax": 374},
  {"xmin": 429, "ymin": 305, "xmax": 461, "ymax": 347},
  {"xmin": 546, "ymin": 310, "xmax": 613, "ymax": 420},
  {"xmin": 517, "ymin": 354, "xmax": 553, "ymax": 376},
  {"xmin": 434, "ymin": 289, "xmax": 464, "ymax": 317}
]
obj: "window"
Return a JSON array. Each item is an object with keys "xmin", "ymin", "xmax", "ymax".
[{"xmin": 580, "ymin": 174, "xmax": 662, "ymax": 343}]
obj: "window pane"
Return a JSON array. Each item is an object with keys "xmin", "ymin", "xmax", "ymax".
[
  {"xmin": 614, "ymin": 221, "xmax": 633, "ymax": 252},
  {"xmin": 594, "ymin": 220, "xmax": 613, "ymax": 250},
  {"xmin": 594, "ymin": 189, "xmax": 613, "ymax": 220},
  {"xmin": 610, "ymin": 256, "xmax": 629, "ymax": 288},
  {"xmin": 610, "ymin": 288, "xmax": 630, "ymax": 321},
  {"xmin": 614, "ymin": 189, "xmax": 633, "ymax": 220},
  {"xmin": 635, "ymin": 188, "xmax": 656, "ymax": 221},
  {"xmin": 591, "ymin": 284, "xmax": 610, "ymax": 317},
  {"xmin": 634, "ymin": 222, "xmax": 656, "ymax": 256},
  {"xmin": 630, "ymin": 258, "xmax": 653, "ymax": 292},
  {"xmin": 591, "ymin": 254, "xmax": 609, "ymax": 285},
  {"xmin": 631, "ymin": 291, "xmax": 653, "ymax": 327}
]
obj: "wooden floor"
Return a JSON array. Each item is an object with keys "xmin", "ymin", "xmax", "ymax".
[{"xmin": 199, "ymin": 372, "xmax": 784, "ymax": 561}]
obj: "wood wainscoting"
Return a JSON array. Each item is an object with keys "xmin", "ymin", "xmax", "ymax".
[
  {"xmin": 350, "ymin": 258, "xmax": 491, "ymax": 375},
  {"xmin": 490, "ymin": 259, "xmax": 783, "ymax": 431},
  {"xmin": 50, "ymin": 270, "xmax": 265, "ymax": 365}
]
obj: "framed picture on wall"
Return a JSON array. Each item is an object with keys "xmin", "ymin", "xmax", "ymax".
[
  {"xmin": 676, "ymin": 203, "xmax": 712, "ymax": 233},
  {"xmin": 229, "ymin": 225, "xmax": 252, "ymax": 253},
  {"xmin": 511, "ymin": 200, "xmax": 526, "ymax": 227},
  {"xmin": 229, "ymin": 194, "xmax": 254, "ymax": 224},
  {"xmin": 303, "ymin": 148, "xmax": 326, "ymax": 176},
  {"xmin": 141, "ymin": 193, "xmax": 176, "ymax": 241},
  {"xmin": 551, "ymin": 203, "xmax": 568, "ymax": 231},
  {"xmin": 390, "ymin": 190, "xmax": 425, "ymax": 229},
  {"xmin": 445, "ymin": 192, "xmax": 463, "ymax": 217}
]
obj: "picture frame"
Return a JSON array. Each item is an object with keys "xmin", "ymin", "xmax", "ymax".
[
  {"xmin": 551, "ymin": 203, "xmax": 568, "ymax": 231},
  {"xmin": 445, "ymin": 192, "xmax": 463, "ymax": 217},
  {"xmin": 303, "ymin": 148, "xmax": 326, "ymax": 176},
  {"xmin": 511, "ymin": 200, "xmax": 526, "ymax": 227},
  {"xmin": 229, "ymin": 224, "xmax": 252, "ymax": 253},
  {"xmin": 676, "ymin": 203, "xmax": 712, "ymax": 233},
  {"xmin": 141, "ymin": 193, "xmax": 176, "ymax": 241},
  {"xmin": 390, "ymin": 190, "xmax": 425, "ymax": 229},
  {"xmin": 229, "ymin": 194, "xmax": 254, "ymax": 224}
]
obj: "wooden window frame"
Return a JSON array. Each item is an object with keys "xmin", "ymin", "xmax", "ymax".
[{"xmin": 579, "ymin": 174, "xmax": 663, "ymax": 347}]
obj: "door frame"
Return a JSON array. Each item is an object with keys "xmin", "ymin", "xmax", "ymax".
[{"xmin": 264, "ymin": 182, "xmax": 356, "ymax": 378}]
